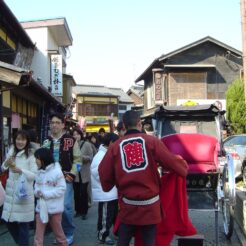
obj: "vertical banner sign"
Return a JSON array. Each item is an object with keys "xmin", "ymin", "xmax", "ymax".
[
  {"xmin": 154, "ymin": 73, "xmax": 162, "ymax": 105},
  {"xmin": 51, "ymin": 54, "xmax": 63, "ymax": 96}
]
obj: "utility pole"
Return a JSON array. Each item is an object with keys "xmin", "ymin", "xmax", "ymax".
[{"xmin": 240, "ymin": 0, "xmax": 246, "ymax": 102}]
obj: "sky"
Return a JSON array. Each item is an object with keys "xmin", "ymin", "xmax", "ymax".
[{"xmin": 5, "ymin": 0, "xmax": 243, "ymax": 91}]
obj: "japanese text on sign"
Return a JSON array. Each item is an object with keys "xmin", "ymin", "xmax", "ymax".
[
  {"xmin": 51, "ymin": 54, "xmax": 63, "ymax": 96},
  {"xmin": 155, "ymin": 73, "xmax": 162, "ymax": 103},
  {"xmin": 120, "ymin": 137, "xmax": 148, "ymax": 173}
]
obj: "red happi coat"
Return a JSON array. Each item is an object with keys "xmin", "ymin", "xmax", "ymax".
[{"xmin": 99, "ymin": 130, "xmax": 188, "ymax": 225}]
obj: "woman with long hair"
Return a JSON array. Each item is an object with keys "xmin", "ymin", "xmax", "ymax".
[
  {"xmin": 72, "ymin": 128, "xmax": 93, "ymax": 219},
  {"xmin": 1, "ymin": 130, "xmax": 38, "ymax": 246}
]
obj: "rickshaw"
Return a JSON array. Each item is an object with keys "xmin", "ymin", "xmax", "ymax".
[{"xmin": 149, "ymin": 104, "xmax": 235, "ymax": 245}]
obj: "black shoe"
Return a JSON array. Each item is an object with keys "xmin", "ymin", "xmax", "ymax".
[
  {"xmin": 81, "ymin": 214, "xmax": 87, "ymax": 220},
  {"xmin": 74, "ymin": 212, "xmax": 81, "ymax": 218}
]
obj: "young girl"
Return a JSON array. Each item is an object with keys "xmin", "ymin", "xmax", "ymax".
[
  {"xmin": 1, "ymin": 130, "xmax": 37, "ymax": 246},
  {"xmin": 33, "ymin": 148, "xmax": 68, "ymax": 246}
]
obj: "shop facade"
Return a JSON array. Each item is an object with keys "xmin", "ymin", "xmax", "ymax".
[{"xmin": 0, "ymin": 62, "xmax": 65, "ymax": 162}]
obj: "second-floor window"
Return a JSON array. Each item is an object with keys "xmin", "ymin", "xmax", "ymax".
[
  {"xmin": 78, "ymin": 103, "xmax": 118, "ymax": 116},
  {"xmin": 147, "ymin": 83, "xmax": 155, "ymax": 109},
  {"xmin": 119, "ymin": 105, "xmax": 127, "ymax": 110}
]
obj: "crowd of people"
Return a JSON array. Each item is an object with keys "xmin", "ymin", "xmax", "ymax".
[{"xmin": 0, "ymin": 110, "xmax": 189, "ymax": 246}]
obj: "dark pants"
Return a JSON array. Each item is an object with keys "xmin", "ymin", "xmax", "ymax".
[
  {"xmin": 97, "ymin": 199, "xmax": 118, "ymax": 242},
  {"xmin": 7, "ymin": 221, "xmax": 30, "ymax": 246},
  {"xmin": 73, "ymin": 181, "xmax": 89, "ymax": 215},
  {"xmin": 117, "ymin": 223, "xmax": 156, "ymax": 246}
]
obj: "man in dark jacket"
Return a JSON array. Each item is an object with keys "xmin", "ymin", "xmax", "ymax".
[{"xmin": 43, "ymin": 113, "xmax": 81, "ymax": 245}]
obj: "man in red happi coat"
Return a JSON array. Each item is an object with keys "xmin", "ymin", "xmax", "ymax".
[{"xmin": 99, "ymin": 110, "xmax": 188, "ymax": 246}]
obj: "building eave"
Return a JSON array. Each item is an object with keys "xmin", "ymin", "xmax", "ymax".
[
  {"xmin": 0, "ymin": 61, "xmax": 29, "ymax": 86},
  {"xmin": 21, "ymin": 18, "xmax": 73, "ymax": 47},
  {"xmin": 63, "ymin": 73, "xmax": 77, "ymax": 86},
  {"xmin": 135, "ymin": 58, "xmax": 159, "ymax": 83},
  {"xmin": 0, "ymin": 1, "xmax": 34, "ymax": 48},
  {"xmin": 30, "ymin": 79, "xmax": 65, "ymax": 109},
  {"xmin": 127, "ymin": 89, "xmax": 143, "ymax": 99},
  {"xmin": 76, "ymin": 93, "xmax": 118, "ymax": 98},
  {"xmin": 0, "ymin": 61, "xmax": 65, "ymax": 109}
]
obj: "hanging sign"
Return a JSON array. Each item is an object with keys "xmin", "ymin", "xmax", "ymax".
[
  {"xmin": 154, "ymin": 73, "xmax": 162, "ymax": 104},
  {"xmin": 51, "ymin": 54, "xmax": 63, "ymax": 96}
]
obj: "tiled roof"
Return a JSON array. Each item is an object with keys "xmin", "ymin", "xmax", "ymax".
[
  {"xmin": 128, "ymin": 85, "xmax": 144, "ymax": 97},
  {"xmin": 135, "ymin": 36, "xmax": 242, "ymax": 82},
  {"xmin": 73, "ymin": 84, "xmax": 114, "ymax": 96},
  {"xmin": 108, "ymin": 87, "xmax": 133, "ymax": 103},
  {"xmin": 73, "ymin": 84, "xmax": 133, "ymax": 103}
]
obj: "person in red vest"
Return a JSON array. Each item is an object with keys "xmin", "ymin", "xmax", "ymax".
[{"xmin": 99, "ymin": 110, "xmax": 188, "ymax": 246}]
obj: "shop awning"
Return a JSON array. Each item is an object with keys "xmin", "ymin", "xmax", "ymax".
[
  {"xmin": 29, "ymin": 79, "xmax": 65, "ymax": 109},
  {"xmin": 0, "ymin": 61, "xmax": 65, "ymax": 110},
  {"xmin": 0, "ymin": 61, "xmax": 28, "ymax": 86}
]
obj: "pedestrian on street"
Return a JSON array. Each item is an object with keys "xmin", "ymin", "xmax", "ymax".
[
  {"xmin": 28, "ymin": 129, "xmax": 41, "ymax": 151},
  {"xmin": 43, "ymin": 113, "xmax": 81, "ymax": 245},
  {"xmin": 116, "ymin": 121, "xmax": 126, "ymax": 138},
  {"xmin": 33, "ymin": 148, "xmax": 67, "ymax": 246},
  {"xmin": 72, "ymin": 128, "xmax": 93, "ymax": 220},
  {"xmin": 98, "ymin": 127, "xmax": 106, "ymax": 146},
  {"xmin": 0, "ymin": 181, "xmax": 5, "ymax": 206},
  {"xmin": 86, "ymin": 132, "xmax": 99, "ymax": 207},
  {"xmin": 91, "ymin": 132, "xmax": 119, "ymax": 245},
  {"xmin": 89, "ymin": 132, "xmax": 100, "ymax": 153},
  {"xmin": 99, "ymin": 110, "xmax": 188, "ymax": 246},
  {"xmin": 1, "ymin": 130, "xmax": 38, "ymax": 246}
]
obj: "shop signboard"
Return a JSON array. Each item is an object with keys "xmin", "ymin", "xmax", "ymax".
[
  {"xmin": 177, "ymin": 99, "xmax": 226, "ymax": 111},
  {"xmin": 51, "ymin": 54, "xmax": 63, "ymax": 96}
]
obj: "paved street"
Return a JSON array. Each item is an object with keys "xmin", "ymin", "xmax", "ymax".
[
  {"xmin": 0, "ymin": 203, "xmax": 243, "ymax": 246},
  {"xmin": 186, "ymin": 210, "xmax": 242, "ymax": 246}
]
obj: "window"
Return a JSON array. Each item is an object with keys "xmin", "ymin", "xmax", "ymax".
[
  {"xmin": 22, "ymin": 100, "xmax": 27, "ymax": 114},
  {"xmin": 147, "ymin": 83, "xmax": 154, "ymax": 109},
  {"xmin": 17, "ymin": 97, "xmax": 22, "ymax": 113},
  {"xmin": 224, "ymin": 136, "xmax": 246, "ymax": 146},
  {"xmin": 28, "ymin": 102, "xmax": 37, "ymax": 117},
  {"xmin": 119, "ymin": 105, "xmax": 127, "ymax": 110},
  {"xmin": 12, "ymin": 94, "xmax": 17, "ymax": 112},
  {"xmin": 78, "ymin": 103, "xmax": 118, "ymax": 116},
  {"xmin": 161, "ymin": 119, "xmax": 218, "ymax": 138}
]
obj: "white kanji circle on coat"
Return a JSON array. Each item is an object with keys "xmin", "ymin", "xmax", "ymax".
[{"xmin": 120, "ymin": 137, "xmax": 148, "ymax": 172}]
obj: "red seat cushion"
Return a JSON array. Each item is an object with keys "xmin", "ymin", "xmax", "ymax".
[{"xmin": 161, "ymin": 133, "xmax": 219, "ymax": 173}]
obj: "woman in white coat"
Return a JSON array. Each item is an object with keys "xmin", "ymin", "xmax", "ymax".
[{"xmin": 1, "ymin": 130, "xmax": 38, "ymax": 246}]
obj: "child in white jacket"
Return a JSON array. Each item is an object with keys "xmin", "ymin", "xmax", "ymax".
[
  {"xmin": 91, "ymin": 133, "xmax": 119, "ymax": 245},
  {"xmin": 33, "ymin": 148, "xmax": 68, "ymax": 246}
]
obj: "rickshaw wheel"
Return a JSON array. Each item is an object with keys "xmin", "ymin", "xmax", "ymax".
[
  {"xmin": 222, "ymin": 199, "xmax": 234, "ymax": 239},
  {"xmin": 242, "ymin": 165, "xmax": 246, "ymax": 183},
  {"xmin": 222, "ymin": 164, "xmax": 234, "ymax": 239}
]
